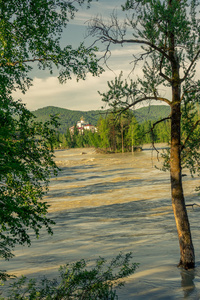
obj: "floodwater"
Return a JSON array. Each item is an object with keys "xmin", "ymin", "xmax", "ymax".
[{"xmin": 1, "ymin": 145, "xmax": 200, "ymax": 299}]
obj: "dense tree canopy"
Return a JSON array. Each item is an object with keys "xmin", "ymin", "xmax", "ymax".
[
  {"xmin": 0, "ymin": 0, "xmax": 101, "ymax": 94},
  {"xmin": 0, "ymin": 0, "xmax": 102, "ymax": 279},
  {"xmin": 0, "ymin": 99, "xmax": 58, "ymax": 275}
]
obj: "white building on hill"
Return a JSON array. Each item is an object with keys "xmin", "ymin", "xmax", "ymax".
[{"xmin": 70, "ymin": 117, "xmax": 96, "ymax": 134}]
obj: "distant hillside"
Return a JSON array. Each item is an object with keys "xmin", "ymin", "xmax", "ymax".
[
  {"xmin": 33, "ymin": 106, "xmax": 103, "ymax": 133},
  {"xmin": 32, "ymin": 105, "xmax": 170, "ymax": 133},
  {"xmin": 134, "ymin": 105, "xmax": 170, "ymax": 123}
]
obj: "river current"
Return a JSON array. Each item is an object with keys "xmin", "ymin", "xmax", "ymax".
[{"xmin": 1, "ymin": 146, "xmax": 200, "ymax": 299}]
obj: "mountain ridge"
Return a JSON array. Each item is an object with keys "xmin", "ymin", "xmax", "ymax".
[{"xmin": 32, "ymin": 105, "xmax": 170, "ymax": 133}]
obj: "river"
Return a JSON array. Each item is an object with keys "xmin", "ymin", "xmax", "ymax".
[{"xmin": 1, "ymin": 146, "xmax": 200, "ymax": 299}]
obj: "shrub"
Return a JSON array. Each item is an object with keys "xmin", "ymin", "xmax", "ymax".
[{"xmin": 1, "ymin": 252, "xmax": 138, "ymax": 299}]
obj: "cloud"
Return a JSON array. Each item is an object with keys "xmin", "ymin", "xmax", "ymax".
[
  {"xmin": 12, "ymin": 71, "xmax": 116, "ymax": 111},
  {"xmin": 12, "ymin": 56, "xmax": 146, "ymax": 112},
  {"xmin": 69, "ymin": 0, "xmax": 127, "ymax": 29}
]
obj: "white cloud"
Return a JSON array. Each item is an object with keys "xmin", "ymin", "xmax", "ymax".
[
  {"xmin": 12, "ymin": 57, "xmax": 147, "ymax": 111},
  {"xmin": 13, "ymin": 71, "xmax": 117, "ymax": 111}
]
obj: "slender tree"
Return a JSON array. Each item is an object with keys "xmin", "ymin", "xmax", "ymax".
[
  {"xmin": 98, "ymin": 117, "xmax": 111, "ymax": 150},
  {"xmin": 88, "ymin": 0, "xmax": 200, "ymax": 269},
  {"xmin": 125, "ymin": 116, "xmax": 141, "ymax": 153}
]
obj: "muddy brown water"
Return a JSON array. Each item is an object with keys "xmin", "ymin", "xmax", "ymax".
[{"xmin": 1, "ymin": 145, "xmax": 200, "ymax": 299}]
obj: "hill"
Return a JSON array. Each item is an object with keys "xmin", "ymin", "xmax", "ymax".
[
  {"xmin": 134, "ymin": 105, "xmax": 170, "ymax": 123},
  {"xmin": 32, "ymin": 105, "xmax": 170, "ymax": 133},
  {"xmin": 32, "ymin": 106, "xmax": 103, "ymax": 133}
]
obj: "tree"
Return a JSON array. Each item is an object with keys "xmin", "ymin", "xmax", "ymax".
[
  {"xmin": 97, "ymin": 117, "xmax": 111, "ymax": 150},
  {"xmin": 0, "ymin": 0, "xmax": 102, "ymax": 278},
  {"xmin": 65, "ymin": 128, "xmax": 73, "ymax": 148},
  {"xmin": 119, "ymin": 112, "xmax": 132, "ymax": 153},
  {"xmin": 88, "ymin": 0, "xmax": 200, "ymax": 269},
  {"xmin": 0, "ymin": 99, "xmax": 58, "ymax": 279},
  {"xmin": 125, "ymin": 116, "xmax": 141, "ymax": 153}
]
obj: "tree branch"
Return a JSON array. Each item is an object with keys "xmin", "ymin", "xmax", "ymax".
[
  {"xmin": 159, "ymin": 47, "xmax": 171, "ymax": 83},
  {"xmin": 128, "ymin": 96, "xmax": 172, "ymax": 109},
  {"xmin": 181, "ymin": 119, "xmax": 200, "ymax": 151},
  {"xmin": 0, "ymin": 57, "xmax": 48, "ymax": 67},
  {"xmin": 88, "ymin": 17, "xmax": 172, "ymax": 63},
  {"xmin": 180, "ymin": 85, "xmax": 200, "ymax": 102},
  {"xmin": 151, "ymin": 116, "xmax": 171, "ymax": 130},
  {"xmin": 148, "ymin": 116, "xmax": 171, "ymax": 154},
  {"xmin": 105, "ymin": 37, "xmax": 172, "ymax": 63},
  {"xmin": 186, "ymin": 203, "xmax": 200, "ymax": 209},
  {"xmin": 180, "ymin": 50, "xmax": 200, "ymax": 83}
]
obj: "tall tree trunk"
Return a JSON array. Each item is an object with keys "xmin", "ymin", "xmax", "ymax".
[{"xmin": 170, "ymin": 100, "xmax": 195, "ymax": 269}]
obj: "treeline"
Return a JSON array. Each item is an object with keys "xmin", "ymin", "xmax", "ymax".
[
  {"xmin": 33, "ymin": 105, "xmax": 171, "ymax": 133},
  {"xmin": 54, "ymin": 112, "xmax": 171, "ymax": 151},
  {"xmin": 33, "ymin": 106, "xmax": 102, "ymax": 133}
]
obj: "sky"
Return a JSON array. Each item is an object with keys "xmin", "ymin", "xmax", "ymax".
[{"xmin": 12, "ymin": 0, "xmax": 148, "ymax": 112}]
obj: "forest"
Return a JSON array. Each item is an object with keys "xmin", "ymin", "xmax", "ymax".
[{"xmin": 54, "ymin": 110, "xmax": 171, "ymax": 151}]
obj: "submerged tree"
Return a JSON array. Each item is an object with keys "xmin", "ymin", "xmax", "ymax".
[
  {"xmin": 0, "ymin": 0, "xmax": 102, "ymax": 278},
  {"xmin": 88, "ymin": 0, "xmax": 200, "ymax": 269}
]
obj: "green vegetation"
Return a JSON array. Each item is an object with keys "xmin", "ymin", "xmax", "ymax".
[
  {"xmin": 1, "ymin": 253, "xmax": 138, "ymax": 300},
  {"xmin": 33, "ymin": 105, "xmax": 171, "ymax": 151},
  {"xmin": 52, "ymin": 109, "xmax": 170, "ymax": 151},
  {"xmin": 0, "ymin": 0, "xmax": 101, "ymax": 279},
  {"xmin": 33, "ymin": 106, "xmax": 103, "ymax": 134},
  {"xmin": 0, "ymin": 99, "xmax": 59, "ymax": 280},
  {"xmin": 32, "ymin": 105, "xmax": 170, "ymax": 132},
  {"xmin": 89, "ymin": 0, "xmax": 200, "ymax": 268},
  {"xmin": 134, "ymin": 105, "xmax": 170, "ymax": 124}
]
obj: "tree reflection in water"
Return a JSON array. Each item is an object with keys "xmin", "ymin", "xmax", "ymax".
[{"xmin": 180, "ymin": 268, "xmax": 196, "ymax": 299}]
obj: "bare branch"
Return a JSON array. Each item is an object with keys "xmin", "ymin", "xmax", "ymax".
[
  {"xmin": 88, "ymin": 16, "xmax": 172, "ymax": 63},
  {"xmin": 151, "ymin": 116, "xmax": 171, "ymax": 129},
  {"xmin": 186, "ymin": 203, "xmax": 200, "ymax": 209},
  {"xmin": 128, "ymin": 48, "xmax": 155, "ymax": 77},
  {"xmin": 114, "ymin": 97, "xmax": 171, "ymax": 121}
]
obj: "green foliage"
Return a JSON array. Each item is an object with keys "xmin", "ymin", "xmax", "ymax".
[
  {"xmin": 96, "ymin": 111, "xmax": 141, "ymax": 152},
  {"xmin": 0, "ymin": 0, "xmax": 103, "ymax": 279},
  {"xmin": 0, "ymin": 98, "xmax": 59, "ymax": 278},
  {"xmin": 97, "ymin": 117, "xmax": 110, "ymax": 149},
  {"xmin": 33, "ymin": 107, "xmax": 103, "ymax": 134},
  {"xmin": 89, "ymin": 0, "xmax": 200, "ymax": 268},
  {"xmin": 32, "ymin": 105, "xmax": 170, "ymax": 133},
  {"xmin": 141, "ymin": 119, "xmax": 170, "ymax": 144},
  {"xmin": 126, "ymin": 116, "xmax": 142, "ymax": 151},
  {"xmin": 54, "ymin": 107, "xmax": 171, "ymax": 151},
  {"xmin": 134, "ymin": 106, "xmax": 170, "ymax": 124},
  {"xmin": 0, "ymin": 0, "xmax": 102, "ymax": 96},
  {"xmin": 1, "ymin": 253, "xmax": 138, "ymax": 300}
]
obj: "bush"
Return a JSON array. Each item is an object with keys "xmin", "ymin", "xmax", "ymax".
[{"xmin": 1, "ymin": 253, "xmax": 138, "ymax": 299}]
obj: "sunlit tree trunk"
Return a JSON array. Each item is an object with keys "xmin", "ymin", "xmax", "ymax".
[
  {"xmin": 170, "ymin": 90, "xmax": 195, "ymax": 269},
  {"xmin": 168, "ymin": 0, "xmax": 195, "ymax": 267}
]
